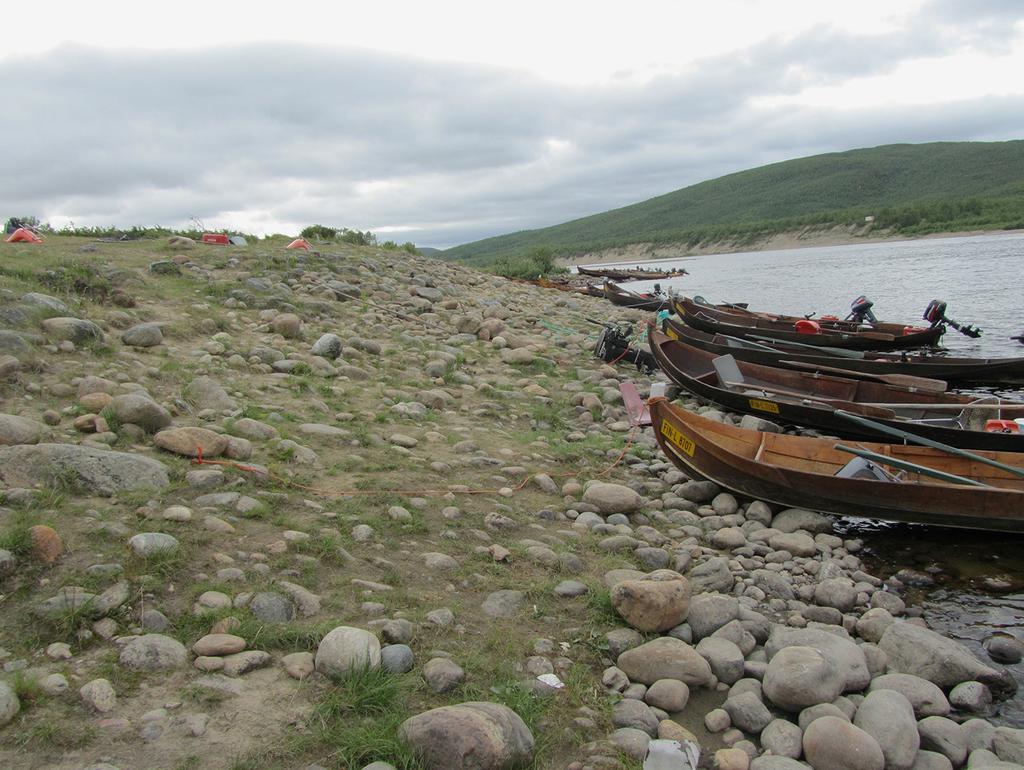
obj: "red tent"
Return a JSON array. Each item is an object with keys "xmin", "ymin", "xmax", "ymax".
[
  {"xmin": 286, "ymin": 238, "xmax": 313, "ymax": 250},
  {"xmin": 5, "ymin": 228, "xmax": 42, "ymax": 244}
]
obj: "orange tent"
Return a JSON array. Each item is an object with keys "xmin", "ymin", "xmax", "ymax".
[
  {"xmin": 5, "ymin": 228, "xmax": 42, "ymax": 244},
  {"xmin": 286, "ymin": 238, "xmax": 313, "ymax": 250}
]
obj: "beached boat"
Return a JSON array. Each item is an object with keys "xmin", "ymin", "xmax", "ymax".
[
  {"xmin": 661, "ymin": 321, "xmax": 1024, "ymax": 385},
  {"xmin": 604, "ymin": 281, "xmax": 672, "ymax": 311},
  {"xmin": 577, "ymin": 266, "xmax": 686, "ymax": 281},
  {"xmin": 648, "ymin": 327, "xmax": 1024, "ymax": 451},
  {"xmin": 686, "ymin": 297, "xmax": 922, "ymax": 337},
  {"xmin": 673, "ymin": 297, "xmax": 945, "ymax": 351},
  {"xmin": 650, "ymin": 398, "xmax": 1024, "ymax": 532}
]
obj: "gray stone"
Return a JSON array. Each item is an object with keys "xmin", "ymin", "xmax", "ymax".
[
  {"xmin": 424, "ymin": 657, "xmax": 465, "ymax": 693},
  {"xmin": 761, "ymin": 718, "xmax": 804, "ymax": 759},
  {"xmin": 868, "ymin": 674, "xmax": 950, "ymax": 718},
  {"xmin": 398, "ymin": 702, "xmax": 534, "ymax": 769},
  {"xmin": 879, "ymin": 622, "xmax": 1010, "ymax": 694},
  {"xmin": 617, "ymin": 637, "xmax": 714, "ymax": 687},
  {"xmin": 0, "ymin": 413, "xmax": 44, "ymax": 445},
  {"xmin": 803, "ymin": 716, "xmax": 884, "ymax": 770},
  {"xmin": 311, "ymin": 333, "xmax": 343, "ymax": 359},
  {"xmin": 644, "ymin": 679, "xmax": 689, "ymax": 712},
  {"xmin": 993, "ymin": 726, "xmax": 1024, "ymax": 764},
  {"xmin": 381, "ymin": 644, "xmax": 414, "ymax": 674},
  {"xmin": 128, "ymin": 532, "xmax": 180, "ymax": 557},
  {"xmin": 482, "ymin": 590, "xmax": 525, "ymax": 618},
  {"xmin": 222, "ymin": 650, "xmax": 272, "ymax": 677},
  {"xmin": 249, "ymin": 592, "xmax": 295, "ymax": 623},
  {"xmin": 853, "ymin": 689, "xmax": 920, "ymax": 770},
  {"xmin": 108, "ymin": 393, "xmax": 172, "ymax": 432},
  {"xmin": 772, "ymin": 509, "xmax": 833, "ymax": 534},
  {"xmin": 766, "ymin": 627, "xmax": 870, "ymax": 692},
  {"xmin": 0, "ymin": 681, "xmax": 20, "ymax": 725},
  {"xmin": 949, "ymin": 681, "xmax": 992, "ymax": 713},
  {"xmin": 612, "ymin": 698, "xmax": 659, "ymax": 736},
  {"xmin": 184, "ymin": 376, "xmax": 237, "ymax": 411},
  {"xmin": 315, "ymin": 626, "xmax": 381, "ymax": 676},
  {"xmin": 689, "ymin": 556, "xmax": 735, "ymax": 593},
  {"xmin": 582, "ymin": 482, "xmax": 642, "ymax": 514},
  {"xmin": 41, "ymin": 317, "xmax": 105, "ymax": 344},
  {"xmin": 724, "ymin": 690, "xmax": 772, "ymax": 734},
  {"xmin": 763, "ymin": 646, "xmax": 845, "ymax": 712},
  {"xmin": 119, "ymin": 634, "xmax": 188, "ymax": 671},
  {"xmin": 917, "ymin": 716, "xmax": 967, "ymax": 767},
  {"xmin": 80, "ymin": 678, "xmax": 117, "ymax": 713},
  {"xmin": 121, "ymin": 323, "xmax": 163, "ymax": 347},
  {"xmin": 610, "ymin": 572, "xmax": 691, "ymax": 633},
  {"xmin": 606, "ymin": 628, "xmax": 644, "ymax": 658},
  {"xmin": 696, "ymin": 636, "xmax": 745, "ymax": 685},
  {"xmin": 0, "ymin": 443, "xmax": 169, "ymax": 495},
  {"xmin": 687, "ymin": 593, "xmax": 740, "ymax": 640}
]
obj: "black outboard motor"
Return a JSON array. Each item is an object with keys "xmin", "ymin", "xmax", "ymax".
[
  {"xmin": 923, "ymin": 300, "xmax": 982, "ymax": 338},
  {"xmin": 589, "ymin": 319, "xmax": 657, "ymax": 374},
  {"xmin": 1012, "ymin": 332, "xmax": 1024, "ymax": 345},
  {"xmin": 847, "ymin": 295, "xmax": 878, "ymax": 325}
]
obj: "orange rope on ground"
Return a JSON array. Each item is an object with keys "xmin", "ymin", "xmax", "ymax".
[{"xmin": 191, "ymin": 424, "xmax": 641, "ymax": 499}]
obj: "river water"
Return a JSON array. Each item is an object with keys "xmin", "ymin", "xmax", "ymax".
[{"xmin": 581, "ymin": 231, "xmax": 1024, "ymax": 724}]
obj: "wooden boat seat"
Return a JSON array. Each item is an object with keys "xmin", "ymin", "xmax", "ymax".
[
  {"xmin": 834, "ymin": 456, "xmax": 901, "ymax": 482},
  {"xmin": 619, "ymin": 381, "xmax": 652, "ymax": 427},
  {"xmin": 712, "ymin": 355, "xmax": 745, "ymax": 389}
]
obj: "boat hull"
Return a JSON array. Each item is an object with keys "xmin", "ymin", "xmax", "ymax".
[{"xmin": 650, "ymin": 399, "xmax": 1024, "ymax": 533}]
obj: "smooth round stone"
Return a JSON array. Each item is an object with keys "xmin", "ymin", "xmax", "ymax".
[
  {"xmin": 193, "ymin": 634, "xmax": 246, "ymax": 657},
  {"xmin": 553, "ymin": 580, "xmax": 588, "ymax": 597},
  {"xmin": 381, "ymin": 644, "xmax": 414, "ymax": 674},
  {"xmin": 128, "ymin": 532, "xmax": 180, "ymax": 557}
]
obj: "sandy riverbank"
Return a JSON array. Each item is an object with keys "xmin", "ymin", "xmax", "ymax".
[{"xmin": 563, "ymin": 225, "xmax": 1009, "ymax": 267}]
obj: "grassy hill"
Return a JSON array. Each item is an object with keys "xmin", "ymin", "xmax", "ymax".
[{"xmin": 444, "ymin": 141, "xmax": 1024, "ymax": 265}]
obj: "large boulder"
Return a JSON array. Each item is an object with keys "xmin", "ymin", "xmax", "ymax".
[
  {"xmin": 119, "ymin": 634, "xmax": 188, "ymax": 671},
  {"xmin": 853, "ymin": 689, "xmax": 920, "ymax": 770},
  {"xmin": 0, "ymin": 444, "xmax": 169, "ymax": 495},
  {"xmin": 0, "ymin": 681, "xmax": 19, "ymax": 725},
  {"xmin": 108, "ymin": 393, "xmax": 172, "ymax": 432},
  {"xmin": 40, "ymin": 317, "xmax": 105, "ymax": 344},
  {"xmin": 617, "ymin": 637, "xmax": 714, "ymax": 687},
  {"xmin": 183, "ymin": 376, "xmax": 237, "ymax": 412},
  {"xmin": 772, "ymin": 508, "xmax": 833, "ymax": 534},
  {"xmin": 154, "ymin": 427, "xmax": 229, "ymax": 458},
  {"xmin": 879, "ymin": 621, "xmax": 1013, "ymax": 695},
  {"xmin": 0, "ymin": 413, "xmax": 44, "ymax": 445},
  {"xmin": 582, "ymin": 482, "xmax": 642, "ymax": 514},
  {"xmin": 687, "ymin": 593, "xmax": 740, "ymax": 640},
  {"xmin": 803, "ymin": 716, "xmax": 884, "ymax": 770},
  {"xmin": 867, "ymin": 674, "xmax": 950, "ymax": 718},
  {"xmin": 314, "ymin": 626, "xmax": 381, "ymax": 676},
  {"xmin": 399, "ymin": 701, "xmax": 534, "ymax": 770},
  {"xmin": 610, "ymin": 570, "xmax": 691, "ymax": 633},
  {"xmin": 766, "ymin": 627, "xmax": 870, "ymax": 692},
  {"xmin": 121, "ymin": 323, "xmax": 163, "ymax": 347},
  {"xmin": 763, "ymin": 646, "xmax": 845, "ymax": 712}
]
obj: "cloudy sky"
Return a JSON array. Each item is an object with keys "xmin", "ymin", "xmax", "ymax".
[{"xmin": 3, "ymin": 1, "xmax": 1023, "ymax": 248}]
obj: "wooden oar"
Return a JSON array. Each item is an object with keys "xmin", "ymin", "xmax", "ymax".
[
  {"xmin": 747, "ymin": 335, "xmax": 866, "ymax": 359},
  {"xmin": 779, "ymin": 359, "xmax": 947, "ymax": 392},
  {"xmin": 833, "ymin": 444, "xmax": 992, "ymax": 487},
  {"xmin": 835, "ymin": 410, "xmax": 1024, "ymax": 480}
]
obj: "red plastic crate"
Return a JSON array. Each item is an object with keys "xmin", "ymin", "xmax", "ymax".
[{"xmin": 202, "ymin": 233, "xmax": 230, "ymax": 245}]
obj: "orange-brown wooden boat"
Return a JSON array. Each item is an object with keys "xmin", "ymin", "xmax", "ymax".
[{"xmin": 650, "ymin": 398, "xmax": 1024, "ymax": 532}]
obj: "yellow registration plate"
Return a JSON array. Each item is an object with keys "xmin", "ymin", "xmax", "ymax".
[
  {"xmin": 660, "ymin": 419, "xmax": 695, "ymax": 456},
  {"xmin": 749, "ymin": 398, "xmax": 780, "ymax": 414}
]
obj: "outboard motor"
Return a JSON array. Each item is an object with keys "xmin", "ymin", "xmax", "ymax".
[
  {"xmin": 923, "ymin": 299, "xmax": 982, "ymax": 338},
  {"xmin": 589, "ymin": 319, "xmax": 657, "ymax": 374},
  {"xmin": 1012, "ymin": 332, "xmax": 1024, "ymax": 345},
  {"xmin": 847, "ymin": 295, "xmax": 878, "ymax": 325}
]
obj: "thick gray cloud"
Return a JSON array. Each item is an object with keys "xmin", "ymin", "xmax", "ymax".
[{"xmin": 2, "ymin": 6, "xmax": 1023, "ymax": 248}]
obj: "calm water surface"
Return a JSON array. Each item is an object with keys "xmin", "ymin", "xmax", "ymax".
[{"xmin": 583, "ymin": 232, "xmax": 1024, "ymax": 723}]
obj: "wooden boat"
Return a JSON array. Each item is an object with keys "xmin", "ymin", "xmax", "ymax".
[
  {"xmin": 686, "ymin": 297, "xmax": 922, "ymax": 337},
  {"xmin": 578, "ymin": 266, "xmax": 686, "ymax": 281},
  {"xmin": 650, "ymin": 398, "xmax": 1024, "ymax": 532},
  {"xmin": 674, "ymin": 297, "xmax": 945, "ymax": 351},
  {"xmin": 648, "ymin": 327, "xmax": 1024, "ymax": 452},
  {"xmin": 604, "ymin": 281, "xmax": 672, "ymax": 311},
  {"xmin": 662, "ymin": 321, "xmax": 1024, "ymax": 385}
]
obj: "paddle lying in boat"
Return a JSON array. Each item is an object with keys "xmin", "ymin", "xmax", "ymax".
[
  {"xmin": 647, "ymin": 327, "xmax": 1024, "ymax": 452},
  {"xmin": 674, "ymin": 297, "xmax": 945, "ymax": 351},
  {"xmin": 662, "ymin": 320, "xmax": 1024, "ymax": 385},
  {"xmin": 649, "ymin": 397, "xmax": 1024, "ymax": 533}
]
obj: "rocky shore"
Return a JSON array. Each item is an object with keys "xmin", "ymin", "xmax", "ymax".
[{"xmin": 1, "ymin": 236, "xmax": 1023, "ymax": 770}]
